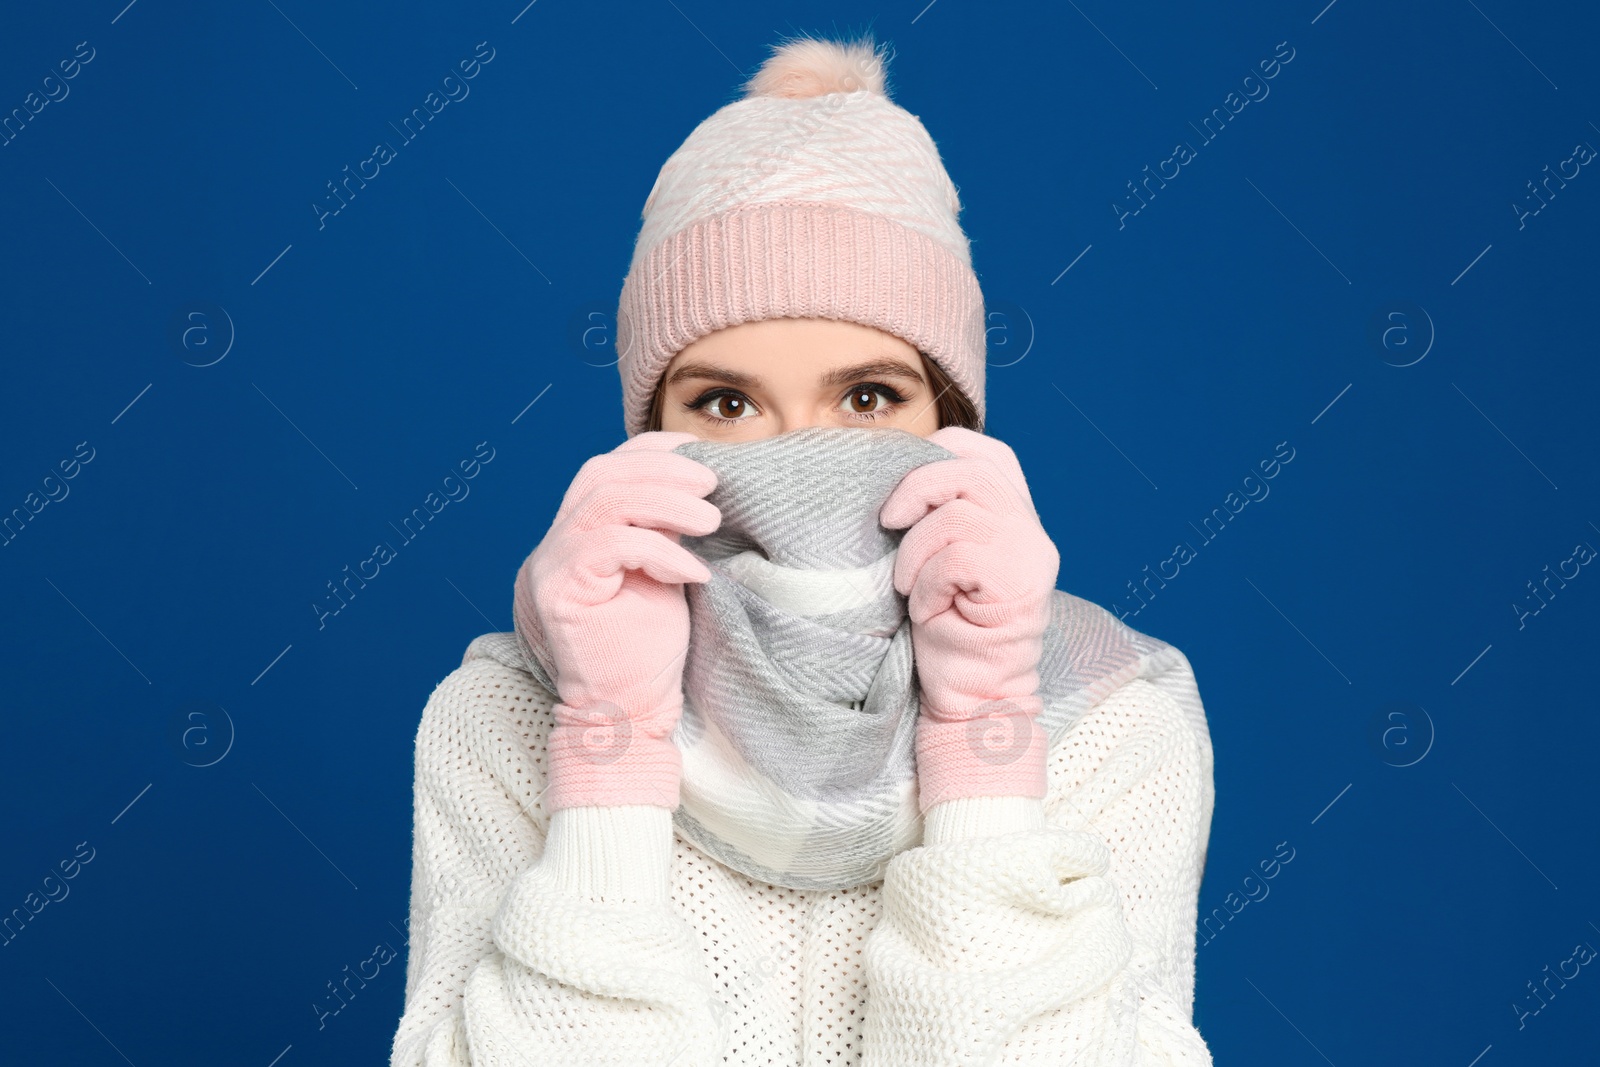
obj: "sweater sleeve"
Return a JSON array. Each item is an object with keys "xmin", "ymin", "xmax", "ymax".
[
  {"xmin": 859, "ymin": 676, "xmax": 1214, "ymax": 1067},
  {"xmin": 389, "ymin": 653, "xmax": 725, "ymax": 1067}
]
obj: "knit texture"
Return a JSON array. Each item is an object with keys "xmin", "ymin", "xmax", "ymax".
[
  {"xmin": 512, "ymin": 432, "xmax": 718, "ymax": 812},
  {"xmin": 513, "ymin": 427, "xmax": 1198, "ymax": 892},
  {"xmin": 390, "ymin": 621, "xmax": 1216, "ymax": 1065},
  {"xmin": 615, "ymin": 35, "xmax": 988, "ymax": 436}
]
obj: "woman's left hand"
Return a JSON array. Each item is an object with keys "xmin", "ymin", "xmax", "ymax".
[{"xmin": 879, "ymin": 427, "xmax": 1060, "ymax": 812}]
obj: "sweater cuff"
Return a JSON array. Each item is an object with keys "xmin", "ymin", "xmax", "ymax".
[
  {"xmin": 923, "ymin": 795, "xmax": 1046, "ymax": 846},
  {"xmin": 541, "ymin": 805, "xmax": 675, "ymax": 903}
]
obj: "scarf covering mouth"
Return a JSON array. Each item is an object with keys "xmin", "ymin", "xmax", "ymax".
[{"xmin": 513, "ymin": 426, "xmax": 1201, "ymax": 891}]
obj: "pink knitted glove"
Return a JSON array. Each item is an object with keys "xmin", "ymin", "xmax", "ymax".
[
  {"xmin": 879, "ymin": 427, "xmax": 1060, "ymax": 813},
  {"xmin": 515, "ymin": 431, "xmax": 720, "ymax": 812}
]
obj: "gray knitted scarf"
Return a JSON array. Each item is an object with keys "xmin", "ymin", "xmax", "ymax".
[{"xmin": 514, "ymin": 426, "xmax": 1201, "ymax": 891}]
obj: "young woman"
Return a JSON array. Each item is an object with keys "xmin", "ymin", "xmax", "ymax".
[{"xmin": 390, "ymin": 34, "xmax": 1215, "ymax": 1066}]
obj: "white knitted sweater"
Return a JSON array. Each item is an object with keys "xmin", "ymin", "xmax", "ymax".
[{"xmin": 389, "ymin": 628, "xmax": 1215, "ymax": 1066}]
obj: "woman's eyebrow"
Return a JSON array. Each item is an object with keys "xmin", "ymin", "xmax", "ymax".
[
  {"xmin": 818, "ymin": 358, "xmax": 925, "ymax": 387},
  {"xmin": 663, "ymin": 361, "xmax": 760, "ymax": 389}
]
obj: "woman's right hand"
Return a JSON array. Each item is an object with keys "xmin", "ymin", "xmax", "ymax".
[{"xmin": 515, "ymin": 431, "xmax": 721, "ymax": 812}]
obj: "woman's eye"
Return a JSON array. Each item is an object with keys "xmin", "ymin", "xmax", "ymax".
[
  {"xmin": 842, "ymin": 387, "xmax": 892, "ymax": 414},
  {"xmin": 706, "ymin": 394, "xmax": 754, "ymax": 420}
]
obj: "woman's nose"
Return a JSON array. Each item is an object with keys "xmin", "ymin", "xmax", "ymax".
[{"xmin": 771, "ymin": 407, "xmax": 828, "ymax": 437}]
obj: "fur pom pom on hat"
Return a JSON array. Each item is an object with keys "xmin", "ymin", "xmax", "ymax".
[
  {"xmin": 740, "ymin": 35, "xmax": 888, "ymax": 97},
  {"xmin": 614, "ymin": 33, "xmax": 987, "ymax": 437}
]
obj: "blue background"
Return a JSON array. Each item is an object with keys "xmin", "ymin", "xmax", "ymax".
[{"xmin": 2, "ymin": 0, "xmax": 1596, "ymax": 1063}]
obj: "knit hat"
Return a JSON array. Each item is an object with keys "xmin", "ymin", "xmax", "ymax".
[{"xmin": 615, "ymin": 33, "xmax": 987, "ymax": 437}]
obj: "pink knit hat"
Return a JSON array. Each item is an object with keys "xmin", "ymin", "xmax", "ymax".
[{"xmin": 615, "ymin": 33, "xmax": 987, "ymax": 437}]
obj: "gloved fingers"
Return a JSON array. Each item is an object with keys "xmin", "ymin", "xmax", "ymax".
[
  {"xmin": 900, "ymin": 525, "xmax": 1060, "ymax": 624},
  {"xmin": 564, "ymin": 525, "xmax": 713, "ymax": 601},
  {"xmin": 903, "ymin": 539, "xmax": 990, "ymax": 625},
  {"xmin": 566, "ymin": 448, "xmax": 719, "ymax": 508},
  {"xmin": 892, "ymin": 498, "xmax": 996, "ymax": 596},
  {"xmin": 556, "ymin": 448, "xmax": 717, "ymax": 525},
  {"xmin": 614, "ymin": 430, "xmax": 703, "ymax": 453},
  {"xmin": 880, "ymin": 456, "xmax": 1018, "ymax": 531},
  {"xmin": 566, "ymin": 479, "xmax": 722, "ymax": 538},
  {"xmin": 926, "ymin": 427, "xmax": 1034, "ymax": 506}
]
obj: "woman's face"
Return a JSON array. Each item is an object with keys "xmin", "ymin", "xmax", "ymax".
[{"xmin": 658, "ymin": 318, "xmax": 942, "ymax": 442}]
